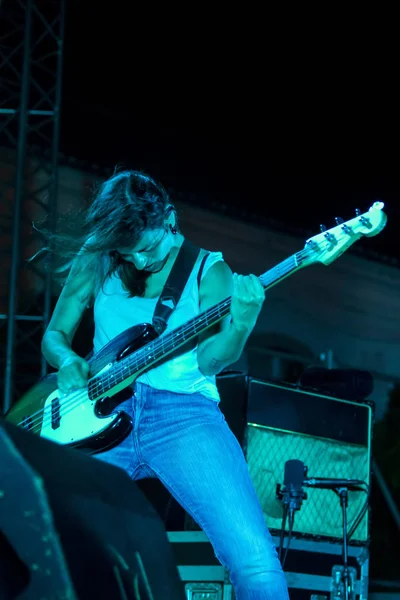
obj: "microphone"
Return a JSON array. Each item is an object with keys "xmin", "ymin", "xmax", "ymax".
[
  {"xmin": 304, "ymin": 477, "xmax": 366, "ymax": 491},
  {"xmin": 276, "ymin": 459, "xmax": 307, "ymax": 515},
  {"xmin": 283, "ymin": 459, "xmax": 306, "ymax": 506}
]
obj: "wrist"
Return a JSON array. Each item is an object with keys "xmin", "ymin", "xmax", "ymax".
[
  {"xmin": 229, "ymin": 319, "xmax": 253, "ymax": 335},
  {"xmin": 58, "ymin": 349, "xmax": 79, "ymax": 369}
]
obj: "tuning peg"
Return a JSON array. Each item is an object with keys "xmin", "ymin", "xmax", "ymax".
[
  {"xmin": 355, "ymin": 208, "xmax": 360, "ymax": 216},
  {"xmin": 320, "ymin": 224, "xmax": 327, "ymax": 232},
  {"xmin": 335, "ymin": 217, "xmax": 344, "ymax": 225}
]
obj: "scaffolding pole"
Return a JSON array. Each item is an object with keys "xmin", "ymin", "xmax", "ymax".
[{"xmin": 0, "ymin": 0, "xmax": 66, "ymax": 414}]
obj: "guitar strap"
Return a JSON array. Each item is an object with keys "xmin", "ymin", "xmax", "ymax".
[{"xmin": 152, "ymin": 239, "xmax": 209, "ymax": 335}]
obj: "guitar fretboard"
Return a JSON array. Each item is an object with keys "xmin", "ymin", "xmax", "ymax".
[{"xmin": 88, "ymin": 251, "xmax": 304, "ymax": 399}]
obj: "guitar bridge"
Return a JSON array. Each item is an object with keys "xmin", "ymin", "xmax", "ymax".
[
  {"xmin": 21, "ymin": 416, "xmax": 34, "ymax": 432},
  {"xmin": 51, "ymin": 397, "xmax": 61, "ymax": 430}
]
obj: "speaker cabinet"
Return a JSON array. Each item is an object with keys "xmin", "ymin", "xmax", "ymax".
[
  {"xmin": 245, "ymin": 379, "xmax": 373, "ymax": 544},
  {"xmin": 0, "ymin": 420, "xmax": 185, "ymax": 600}
]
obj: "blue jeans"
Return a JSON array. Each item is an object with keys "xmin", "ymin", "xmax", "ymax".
[{"xmin": 95, "ymin": 383, "xmax": 289, "ymax": 600}]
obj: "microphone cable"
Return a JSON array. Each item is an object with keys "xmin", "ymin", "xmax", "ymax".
[
  {"xmin": 282, "ymin": 508, "xmax": 295, "ymax": 569},
  {"xmin": 278, "ymin": 504, "xmax": 288, "ymax": 562}
]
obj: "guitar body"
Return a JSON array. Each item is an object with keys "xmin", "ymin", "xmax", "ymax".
[{"xmin": 5, "ymin": 324, "xmax": 158, "ymax": 454}]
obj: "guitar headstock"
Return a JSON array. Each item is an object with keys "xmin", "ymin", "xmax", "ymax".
[{"xmin": 301, "ymin": 201, "xmax": 387, "ymax": 266}]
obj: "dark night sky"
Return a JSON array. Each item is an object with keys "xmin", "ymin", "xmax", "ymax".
[{"xmin": 59, "ymin": 2, "xmax": 399, "ymax": 261}]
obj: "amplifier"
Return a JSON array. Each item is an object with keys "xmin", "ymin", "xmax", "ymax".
[{"xmin": 245, "ymin": 378, "xmax": 373, "ymax": 544}]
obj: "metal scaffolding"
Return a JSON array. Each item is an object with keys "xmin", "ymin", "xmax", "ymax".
[{"xmin": 0, "ymin": 0, "xmax": 66, "ymax": 414}]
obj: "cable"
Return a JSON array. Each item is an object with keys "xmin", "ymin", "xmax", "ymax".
[
  {"xmin": 278, "ymin": 505, "xmax": 288, "ymax": 561},
  {"xmin": 281, "ymin": 510, "xmax": 295, "ymax": 570}
]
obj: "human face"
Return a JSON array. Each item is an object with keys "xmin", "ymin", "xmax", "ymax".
[{"xmin": 116, "ymin": 227, "xmax": 173, "ymax": 272}]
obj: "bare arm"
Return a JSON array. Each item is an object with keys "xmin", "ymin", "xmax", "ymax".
[
  {"xmin": 42, "ymin": 260, "xmax": 95, "ymax": 369},
  {"xmin": 197, "ymin": 261, "xmax": 265, "ymax": 376},
  {"xmin": 42, "ymin": 330, "xmax": 80, "ymax": 370}
]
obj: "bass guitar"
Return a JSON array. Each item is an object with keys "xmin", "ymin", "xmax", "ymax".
[{"xmin": 5, "ymin": 202, "xmax": 387, "ymax": 453}]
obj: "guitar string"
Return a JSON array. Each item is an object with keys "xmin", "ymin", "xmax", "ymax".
[
  {"xmin": 21, "ymin": 286, "xmax": 246, "ymax": 434},
  {"xmin": 17, "ymin": 229, "xmax": 360, "ymax": 435},
  {"xmin": 95, "ymin": 254, "xmax": 304, "ymax": 389},
  {"xmin": 14, "ymin": 244, "xmax": 325, "ymax": 433},
  {"xmin": 22, "ymin": 296, "xmax": 234, "ymax": 434},
  {"xmin": 82, "ymin": 252, "xmax": 307, "ymax": 402}
]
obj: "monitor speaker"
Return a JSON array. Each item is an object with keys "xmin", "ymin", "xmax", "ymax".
[{"xmin": 0, "ymin": 420, "xmax": 185, "ymax": 599}]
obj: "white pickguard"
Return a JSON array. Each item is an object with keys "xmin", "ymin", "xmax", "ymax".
[{"xmin": 40, "ymin": 388, "xmax": 118, "ymax": 446}]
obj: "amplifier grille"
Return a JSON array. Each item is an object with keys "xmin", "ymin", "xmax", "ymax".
[{"xmin": 246, "ymin": 423, "xmax": 370, "ymax": 542}]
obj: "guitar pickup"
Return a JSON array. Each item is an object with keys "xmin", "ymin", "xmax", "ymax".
[{"xmin": 51, "ymin": 397, "xmax": 61, "ymax": 430}]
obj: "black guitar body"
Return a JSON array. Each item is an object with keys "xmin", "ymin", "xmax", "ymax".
[{"xmin": 6, "ymin": 324, "xmax": 159, "ymax": 455}]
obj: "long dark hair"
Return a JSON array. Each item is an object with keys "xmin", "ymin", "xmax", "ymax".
[{"xmin": 34, "ymin": 170, "xmax": 177, "ymax": 300}]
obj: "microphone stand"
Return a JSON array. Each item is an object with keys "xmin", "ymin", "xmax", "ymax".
[{"xmin": 303, "ymin": 477, "xmax": 368, "ymax": 599}]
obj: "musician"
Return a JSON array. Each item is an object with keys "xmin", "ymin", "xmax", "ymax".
[{"xmin": 41, "ymin": 170, "xmax": 289, "ymax": 600}]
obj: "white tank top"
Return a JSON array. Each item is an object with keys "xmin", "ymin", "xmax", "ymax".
[{"xmin": 93, "ymin": 250, "xmax": 224, "ymax": 401}]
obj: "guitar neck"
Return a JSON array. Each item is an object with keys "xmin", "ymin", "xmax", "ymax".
[
  {"xmin": 183, "ymin": 252, "xmax": 303, "ymax": 339},
  {"xmin": 89, "ymin": 251, "xmax": 305, "ymax": 399},
  {"xmin": 90, "ymin": 200, "xmax": 389, "ymax": 397}
]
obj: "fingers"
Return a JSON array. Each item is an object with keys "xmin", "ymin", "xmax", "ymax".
[
  {"xmin": 80, "ymin": 361, "xmax": 90, "ymax": 375},
  {"xmin": 58, "ymin": 364, "xmax": 89, "ymax": 394},
  {"xmin": 248, "ymin": 274, "xmax": 265, "ymax": 300},
  {"xmin": 233, "ymin": 274, "xmax": 249, "ymax": 304},
  {"xmin": 232, "ymin": 273, "xmax": 265, "ymax": 303}
]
